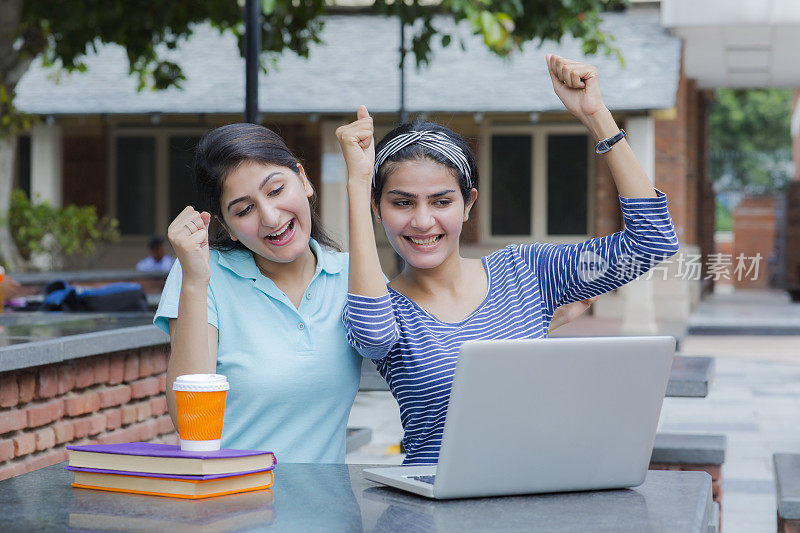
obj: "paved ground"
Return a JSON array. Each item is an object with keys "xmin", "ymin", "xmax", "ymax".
[{"xmin": 345, "ymin": 289, "xmax": 800, "ymax": 532}]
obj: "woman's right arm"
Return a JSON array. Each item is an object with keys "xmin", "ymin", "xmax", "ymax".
[
  {"xmin": 337, "ymin": 105, "xmax": 388, "ymax": 299},
  {"xmin": 337, "ymin": 106, "xmax": 399, "ymax": 360},
  {"xmin": 164, "ymin": 206, "xmax": 217, "ymax": 429}
]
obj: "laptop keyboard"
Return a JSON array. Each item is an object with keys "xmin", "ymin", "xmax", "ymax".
[{"xmin": 408, "ymin": 475, "xmax": 436, "ymax": 484}]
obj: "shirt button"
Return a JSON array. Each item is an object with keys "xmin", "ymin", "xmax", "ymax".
[
  {"xmin": 298, "ymin": 323, "xmax": 305, "ymax": 330},
  {"xmin": 306, "ymin": 292, "xmax": 312, "ymax": 300}
]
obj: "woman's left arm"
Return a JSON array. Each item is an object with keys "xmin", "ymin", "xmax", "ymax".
[
  {"xmin": 546, "ymin": 54, "xmax": 656, "ymax": 199},
  {"xmin": 523, "ymin": 56, "xmax": 678, "ymax": 319}
]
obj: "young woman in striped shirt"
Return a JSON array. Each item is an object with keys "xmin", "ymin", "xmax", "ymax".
[{"xmin": 337, "ymin": 55, "xmax": 680, "ymax": 464}]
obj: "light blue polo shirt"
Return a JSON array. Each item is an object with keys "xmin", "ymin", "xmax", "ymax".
[{"xmin": 154, "ymin": 239, "xmax": 362, "ymax": 463}]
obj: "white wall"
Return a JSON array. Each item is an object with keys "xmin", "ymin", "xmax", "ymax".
[{"xmin": 30, "ymin": 122, "xmax": 63, "ymax": 207}]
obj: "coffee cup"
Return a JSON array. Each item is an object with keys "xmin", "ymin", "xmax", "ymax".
[{"xmin": 172, "ymin": 374, "xmax": 229, "ymax": 451}]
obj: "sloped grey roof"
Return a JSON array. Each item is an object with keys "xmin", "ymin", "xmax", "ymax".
[{"xmin": 15, "ymin": 11, "xmax": 681, "ymax": 115}]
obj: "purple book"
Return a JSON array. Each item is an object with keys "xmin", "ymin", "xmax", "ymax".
[
  {"xmin": 64, "ymin": 465, "xmax": 273, "ymax": 480},
  {"xmin": 66, "ymin": 442, "xmax": 273, "ymax": 459},
  {"xmin": 66, "ymin": 442, "xmax": 276, "ymax": 476}
]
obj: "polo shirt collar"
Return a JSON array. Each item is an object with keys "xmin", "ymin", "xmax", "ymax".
[
  {"xmin": 215, "ymin": 239, "xmax": 342, "ymax": 281},
  {"xmin": 309, "ymin": 238, "xmax": 343, "ymax": 275},
  {"xmin": 215, "ymin": 248, "xmax": 260, "ymax": 280}
]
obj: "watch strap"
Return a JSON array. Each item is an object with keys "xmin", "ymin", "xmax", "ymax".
[{"xmin": 595, "ymin": 129, "xmax": 626, "ymax": 154}]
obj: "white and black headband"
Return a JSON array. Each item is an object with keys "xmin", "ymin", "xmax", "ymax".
[{"xmin": 373, "ymin": 130, "xmax": 473, "ymax": 188}]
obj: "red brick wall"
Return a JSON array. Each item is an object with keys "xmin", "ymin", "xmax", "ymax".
[
  {"xmin": 785, "ymin": 182, "xmax": 800, "ymax": 287},
  {"xmin": 733, "ymin": 195, "xmax": 777, "ymax": 289},
  {"xmin": 654, "ymin": 74, "xmax": 704, "ymax": 246},
  {"xmin": 693, "ymin": 91, "xmax": 716, "ymax": 293},
  {"xmin": 0, "ymin": 346, "xmax": 176, "ymax": 481},
  {"xmin": 594, "ymin": 149, "xmax": 623, "ymax": 236},
  {"xmin": 655, "ymin": 87, "xmax": 690, "ymax": 244},
  {"xmin": 654, "ymin": 64, "xmax": 714, "ymax": 289}
]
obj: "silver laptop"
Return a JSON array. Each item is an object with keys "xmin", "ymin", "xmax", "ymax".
[{"xmin": 363, "ymin": 336, "xmax": 675, "ymax": 499}]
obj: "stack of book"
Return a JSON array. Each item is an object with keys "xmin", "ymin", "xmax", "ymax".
[{"xmin": 65, "ymin": 442, "xmax": 276, "ymax": 499}]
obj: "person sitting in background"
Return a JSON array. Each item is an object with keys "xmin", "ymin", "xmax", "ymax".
[{"xmin": 136, "ymin": 236, "xmax": 175, "ymax": 272}]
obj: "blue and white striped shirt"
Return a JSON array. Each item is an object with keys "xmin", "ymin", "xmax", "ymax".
[{"xmin": 343, "ymin": 191, "xmax": 679, "ymax": 464}]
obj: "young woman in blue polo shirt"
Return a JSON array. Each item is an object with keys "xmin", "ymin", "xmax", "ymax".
[
  {"xmin": 154, "ymin": 124, "xmax": 362, "ymax": 463},
  {"xmin": 156, "ymin": 120, "xmax": 592, "ymax": 463},
  {"xmin": 337, "ymin": 55, "xmax": 680, "ymax": 464}
]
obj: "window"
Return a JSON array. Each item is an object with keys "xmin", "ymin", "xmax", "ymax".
[
  {"xmin": 110, "ymin": 129, "xmax": 209, "ymax": 236},
  {"xmin": 547, "ymin": 134, "xmax": 589, "ymax": 235},
  {"xmin": 116, "ymin": 137, "xmax": 156, "ymax": 235},
  {"xmin": 168, "ymin": 136, "xmax": 203, "ymax": 221},
  {"xmin": 15, "ymin": 136, "xmax": 31, "ymax": 196},
  {"xmin": 491, "ymin": 135, "xmax": 532, "ymax": 236},
  {"xmin": 483, "ymin": 124, "xmax": 592, "ymax": 241}
]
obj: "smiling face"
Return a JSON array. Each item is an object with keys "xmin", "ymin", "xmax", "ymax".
[
  {"xmin": 377, "ymin": 158, "xmax": 476, "ymax": 270},
  {"xmin": 219, "ymin": 160, "xmax": 314, "ymax": 265}
]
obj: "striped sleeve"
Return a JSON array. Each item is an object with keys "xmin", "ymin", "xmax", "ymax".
[
  {"xmin": 342, "ymin": 293, "xmax": 401, "ymax": 361},
  {"xmin": 520, "ymin": 189, "xmax": 679, "ymax": 317}
]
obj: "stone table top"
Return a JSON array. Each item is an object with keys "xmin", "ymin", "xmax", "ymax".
[{"xmin": 0, "ymin": 463, "xmax": 714, "ymax": 532}]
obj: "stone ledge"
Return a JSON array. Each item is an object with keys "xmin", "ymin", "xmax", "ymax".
[
  {"xmin": 666, "ymin": 356, "xmax": 714, "ymax": 397},
  {"xmin": 0, "ymin": 326, "xmax": 169, "ymax": 373},
  {"xmin": 651, "ymin": 433, "xmax": 726, "ymax": 465},
  {"xmin": 774, "ymin": 453, "xmax": 800, "ymax": 521}
]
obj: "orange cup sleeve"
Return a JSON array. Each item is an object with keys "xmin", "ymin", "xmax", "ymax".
[{"xmin": 175, "ymin": 390, "xmax": 227, "ymax": 440}]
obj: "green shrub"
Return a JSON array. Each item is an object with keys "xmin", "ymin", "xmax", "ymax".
[
  {"xmin": 715, "ymin": 200, "xmax": 733, "ymax": 233},
  {"xmin": 8, "ymin": 190, "xmax": 119, "ymax": 267}
]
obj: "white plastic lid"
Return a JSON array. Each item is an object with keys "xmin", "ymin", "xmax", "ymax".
[{"xmin": 172, "ymin": 374, "xmax": 229, "ymax": 392}]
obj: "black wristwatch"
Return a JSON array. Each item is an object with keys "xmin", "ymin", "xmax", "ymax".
[{"xmin": 594, "ymin": 129, "xmax": 626, "ymax": 154}]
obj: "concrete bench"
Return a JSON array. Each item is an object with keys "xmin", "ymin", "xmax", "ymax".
[
  {"xmin": 774, "ymin": 453, "xmax": 800, "ymax": 532},
  {"xmin": 650, "ymin": 433, "xmax": 726, "ymax": 527},
  {"xmin": 666, "ymin": 355, "xmax": 714, "ymax": 397},
  {"xmin": 651, "ymin": 433, "xmax": 726, "ymax": 466}
]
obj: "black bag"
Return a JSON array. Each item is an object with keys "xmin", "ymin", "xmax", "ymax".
[{"xmin": 42, "ymin": 280, "xmax": 147, "ymax": 312}]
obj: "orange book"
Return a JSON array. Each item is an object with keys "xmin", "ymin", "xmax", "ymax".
[{"xmin": 68, "ymin": 468, "xmax": 273, "ymax": 499}]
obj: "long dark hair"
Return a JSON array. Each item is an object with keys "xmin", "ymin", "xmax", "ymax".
[
  {"xmin": 372, "ymin": 122, "xmax": 479, "ymax": 206},
  {"xmin": 193, "ymin": 123, "xmax": 340, "ymax": 252}
]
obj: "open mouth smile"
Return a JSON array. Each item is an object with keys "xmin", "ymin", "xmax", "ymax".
[
  {"xmin": 264, "ymin": 218, "xmax": 295, "ymax": 246},
  {"xmin": 404, "ymin": 234, "xmax": 443, "ymax": 248}
]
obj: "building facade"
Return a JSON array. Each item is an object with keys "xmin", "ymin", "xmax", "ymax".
[{"xmin": 14, "ymin": 7, "xmax": 709, "ymax": 326}]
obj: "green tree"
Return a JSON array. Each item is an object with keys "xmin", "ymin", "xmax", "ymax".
[
  {"xmin": 710, "ymin": 89, "xmax": 794, "ymax": 193},
  {"xmin": 1, "ymin": 0, "xmax": 623, "ymax": 269}
]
